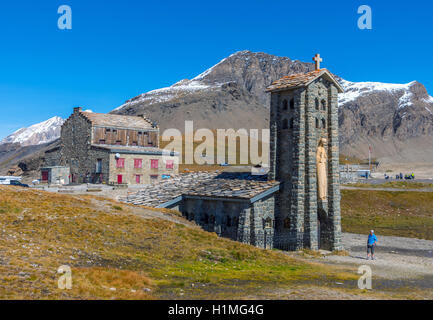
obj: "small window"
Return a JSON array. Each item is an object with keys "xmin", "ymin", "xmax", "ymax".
[
  {"xmin": 204, "ymin": 214, "xmax": 209, "ymax": 224},
  {"xmin": 113, "ymin": 129, "xmax": 117, "ymax": 134},
  {"xmin": 315, "ymin": 98, "xmax": 319, "ymax": 110},
  {"xmin": 322, "ymin": 118, "xmax": 326, "ymax": 129},
  {"xmin": 116, "ymin": 140, "xmax": 122, "ymax": 145},
  {"xmin": 290, "ymin": 118, "xmax": 294, "ymax": 129},
  {"xmin": 135, "ymin": 175, "xmax": 141, "ymax": 184},
  {"xmin": 282, "ymin": 119, "xmax": 288, "ymax": 130},
  {"xmin": 290, "ymin": 98, "xmax": 295, "ymax": 109},
  {"xmin": 284, "ymin": 217, "xmax": 291, "ymax": 229},
  {"xmin": 264, "ymin": 218, "xmax": 272, "ymax": 228},
  {"xmin": 227, "ymin": 216, "xmax": 232, "ymax": 227},
  {"xmin": 166, "ymin": 160, "xmax": 174, "ymax": 169},
  {"xmin": 150, "ymin": 174, "xmax": 158, "ymax": 180},
  {"xmin": 134, "ymin": 159, "xmax": 143, "ymax": 169},
  {"xmin": 116, "ymin": 158, "xmax": 125, "ymax": 168},
  {"xmin": 138, "ymin": 132, "xmax": 142, "ymax": 136},
  {"xmin": 132, "ymin": 141, "xmax": 138, "ymax": 146},
  {"xmin": 315, "ymin": 118, "xmax": 319, "ymax": 129},
  {"xmin": 321, "ymin": 99, "xmax": 327, "ymax": 110},
  {"xmin": 151, "ymin": 159, "xmax": 159, "ymax": 169},
  {"xmin": 106, "ymin": 129, "xmax": 111, "ymax": 133},
  {"xmin": 99, "ymin": 139, "xmax": 106, "ymax": 144},
  {"xmin": 282, "ymin": 99, "xmax": 288, "ymax": 110}
]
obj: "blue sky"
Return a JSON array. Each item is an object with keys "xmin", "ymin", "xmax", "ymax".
[{"xmin": 0, "ymin": 0, "xmax": 432, "ymax": 139}]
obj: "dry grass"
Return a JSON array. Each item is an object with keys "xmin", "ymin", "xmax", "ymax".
[
  {"xmin": 347, "ymin": 181, "xmax": 433, "ymax": 189},
  {"xmin": 341, "ymin": 189, "xmax": 433, "ymax": 240},
  {"xmin": 0, "ymin": 186, "xmax": 363, "ymax": 300}
]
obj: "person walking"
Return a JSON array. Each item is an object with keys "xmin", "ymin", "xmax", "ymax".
[{"xmin": 367, "ymin": 230, "xmax": 377, "ymax": 260}]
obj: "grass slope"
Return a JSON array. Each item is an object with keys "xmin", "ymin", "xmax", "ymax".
[
  {"xmin": 341, "ymin": 190, "xmax": 433, "ymax": 240},
  {"xmin": 0, "ymin": 186, "xmax": 360, "ymax": 300}
]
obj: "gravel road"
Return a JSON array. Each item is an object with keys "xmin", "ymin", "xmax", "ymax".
[{"xmin": 323, "ymin": 233, "xmax": 433, "ymax": 292}]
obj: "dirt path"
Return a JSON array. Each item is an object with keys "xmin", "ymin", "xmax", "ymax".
[{"xmin": 312, "ymin": 233, "xmax": 433, "ymax": 294}]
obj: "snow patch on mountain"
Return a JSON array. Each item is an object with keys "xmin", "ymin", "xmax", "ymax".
[
  {"xmin": 338, "ymin": 79, "xmax": 417, "ymax": 107},
  {"xmin": 0, "ymin": 116, "xmax": 64, "ymax": 146},
  {"xmin": 114, "ymin": 79, "xmax": 221, "ymax": 111}
]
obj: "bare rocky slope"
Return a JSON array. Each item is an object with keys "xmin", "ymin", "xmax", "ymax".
[
  {"xmin": 112, "ymin": 50, "xmax": 433, "ymax": 163},
  {"xmin": 0, "ymin": 116, "xmax": 64, "ymax": 147}
]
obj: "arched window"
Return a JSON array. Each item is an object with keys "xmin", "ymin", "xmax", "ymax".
[
  {"xmin": 227, "ymin": 216, "xmax": 232, "ymax": 227},
  {"xmin": 322, "ymin": 118, "xmax": 326, "ymax": 129},
  {"xmin": 282, "ymin": 119, "xmax": 288, "ymax": 129},
  {"xmin": 233, "ymin": 217, "xmax": 238, "ymax": 228},
  {"xmin": 264, "ymin": 217, "xmax": 272, "ymax": 229},
  {"xmin": 204, "ymin": 214, "xmax": 209, "ymax": 224},
  {"xmin": 282, "ymin": 99, "xmax": 288, "ymax": 110},
  {"xmin": 315, "ymin": 118, "xmax": 319, "ymax": 128},
  {"xmin": 321, "ymin": 99, "xmax": 327, "ymax": 110},
  {"xmin": 284, "ymin": 217, "xmax": 291, "ymax": 229},
  {"xmin": 290, "ymin": 118, "xmax": 294, "ymax": 129},
  {"xmin": 315, "ymin": 98, "xmax": 319, "ymax": 110},
  {"xmin": 290, "ymin": 98, "xmax": 295, "ymax": 109}
]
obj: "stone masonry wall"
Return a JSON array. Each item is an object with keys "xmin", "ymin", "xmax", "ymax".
[{"xmin": 269, "ymin": 75, "xmax": 343, "ymax": 251}]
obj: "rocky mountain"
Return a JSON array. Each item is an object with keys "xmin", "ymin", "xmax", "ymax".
[
  {"xmin": 112, "ymin": 51, "xmax": 314, "ymax": 131},
  {"xmin": 0, "ymin": 116, "xmax": 64, "ymax": 147},
  {"xmin": 112, "ymin": 50, "xmax": 433, "ymax": 163},
  {"xmin": 338, "ymin": 79, "xmax": 433, "ymax": 163}
]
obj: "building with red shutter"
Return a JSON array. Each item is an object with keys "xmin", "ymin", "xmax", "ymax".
[{"xmin": 43, "ymin": 107, "xmax": 179, "ymax": 185}]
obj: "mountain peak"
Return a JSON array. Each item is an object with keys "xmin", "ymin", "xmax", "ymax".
[{"xmin": 0, "ymin": 116, "xmax": 64, "ymax": 147}]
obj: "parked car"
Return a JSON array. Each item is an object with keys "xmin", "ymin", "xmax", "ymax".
[{"xmin": 9, "ymin": 180, "xmax": 29, "ymax": 188}]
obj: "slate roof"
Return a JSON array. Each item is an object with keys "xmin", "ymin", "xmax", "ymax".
[
  {"xmin": 266, "ymin": 69, "xmax": 344, "ymax": 93},
  {"xmin": 119, "ymin": 172, "xmax": 280, "ymax": 208},
  {"xmin": 80, "ymin": 112, "xmax": 155, "ymax": 129},
  {"xmin": 91, "ymin": 144, "xmax": 178, "ymax": 156}
]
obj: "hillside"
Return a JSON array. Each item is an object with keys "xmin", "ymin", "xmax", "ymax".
[
  {"xmin": 112, "ymin": 50, "xmax": 433, "ymax": 163},
  {"xmin": 0, "ymin": 117, "xmax": 64, "ymax": 147},
  {"xmin": 0, "ymin": 186, "xmax": 403, "ymax": 300},
  {"xmin": 0, "ymin": 140, "xmax": 60, "ymax": 180}
]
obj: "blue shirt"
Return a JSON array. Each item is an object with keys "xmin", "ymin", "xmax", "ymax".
[{"xmin": 368, "ymin": 234, "xmax": 377, "ymax": 245}]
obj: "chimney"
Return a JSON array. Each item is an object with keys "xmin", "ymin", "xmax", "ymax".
[{"xmin": 73, "ymin": 107, "xmax": 82, "ymax": 114}]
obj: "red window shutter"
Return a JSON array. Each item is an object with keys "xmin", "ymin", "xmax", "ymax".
[
  {"xmin": 42, "ymin": 171, "xmax": 49, "ymax": 181},
  {"xmin": 116, "ymin": 158, "xmax": 125, "ymax": 168},
  {"xmin": 134, "ymin": 159, "xmax": 142, "ymax": 168},
  {"xmin": 151, "ymin": 159, "xmax": 159, "ymax": 169},
  {"xmin": 136, "ymin": 175, "xmax": 141, "ymax": 184},
  {"xmin": 117, "ymin": 175, "xmax": 123, "ymax": 184},
  {"xmin": 166, "ymin": 160, "xmax": 174, "ymax": 169}
]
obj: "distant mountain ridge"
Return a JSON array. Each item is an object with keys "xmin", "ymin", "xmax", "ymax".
[
  {"xmin": 112, "ymin": 50, "xmax": 433, "ymax": 163},
  {"xmin": 0, "ymin": 116, "xmax": 64, "ymax": 147},
  {"xmin": 1, "ymin": 51, "xmax": 433, "ymax": 166}
]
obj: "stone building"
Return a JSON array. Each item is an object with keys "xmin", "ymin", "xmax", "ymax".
[
  {"xmin": 44, "ymin": 107, "xmax": 178, "ymax": 185},
  {"xmin": 122, "ymin": 172, "xmax": 280, "ymax": 249},
  {"xmin": 123, "ymin": 55, "xmax": 344, "ymax": 251},
  {"xmin": 266, "ymin": 55, "xmax": 344, "ymax": 251}
]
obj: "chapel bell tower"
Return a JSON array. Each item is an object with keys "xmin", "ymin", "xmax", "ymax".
[{"xmin": 266, "ymin": 54, "xmax": 344, "ymax": 251}]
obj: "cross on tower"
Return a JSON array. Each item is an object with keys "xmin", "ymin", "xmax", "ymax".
[{"xmin": 313, "ymin": 54, "xmax": 323, "ymax": 70}]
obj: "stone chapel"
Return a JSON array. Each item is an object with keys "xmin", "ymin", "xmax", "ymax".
[
  {"xmin": 266, "ymin": 54, "xmax": 344, "ymax": 251},
  {"xmin": 122, "ymin": 54, "xmax": 344, "ymax": 252}
]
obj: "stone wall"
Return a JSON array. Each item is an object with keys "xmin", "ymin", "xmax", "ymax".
[
  {"xmin": 60, "ymin": 108, "xmax": 93, "ymax": 183},
  {"xmin": 269, "ymin": 75, "xmax": 343, "ymax": 251},
  {"xmin": 180, "ymin": 194, "xmax": 276, "ymax": 249}
]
